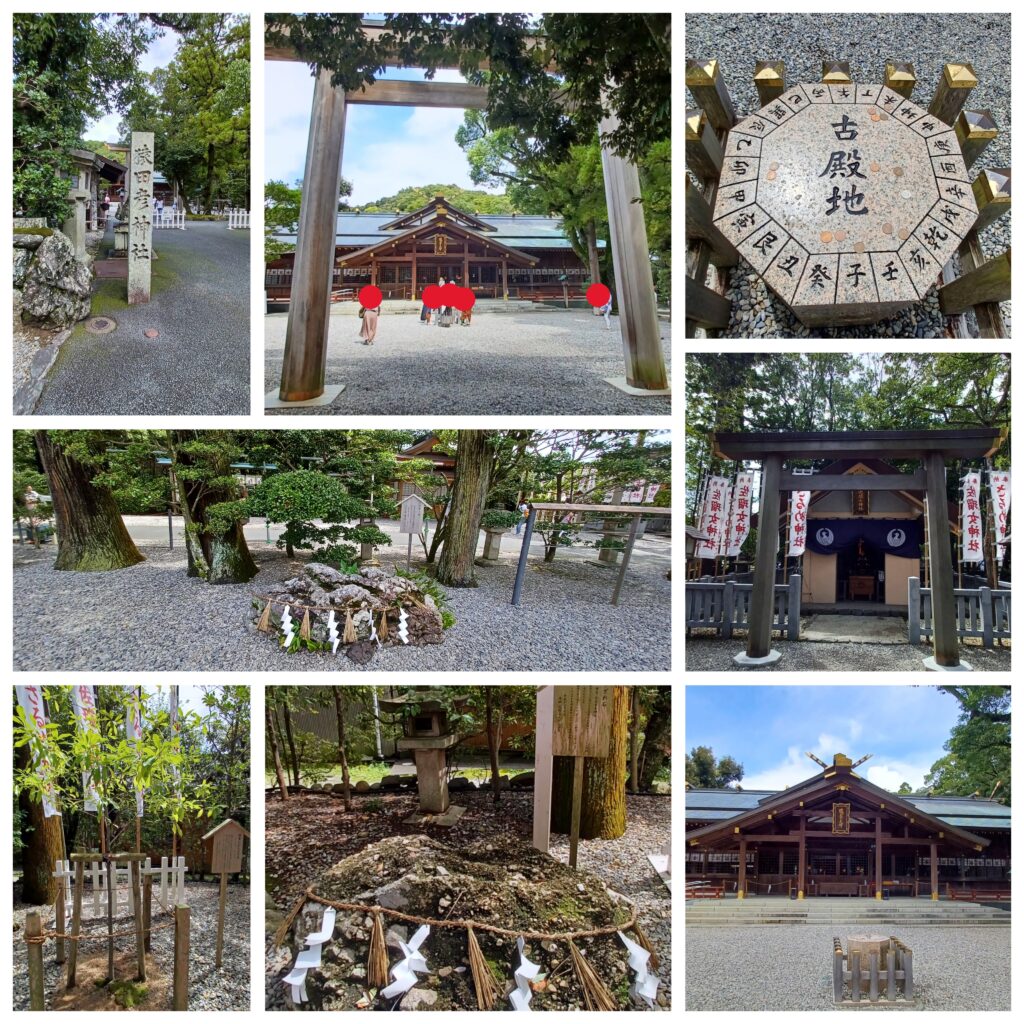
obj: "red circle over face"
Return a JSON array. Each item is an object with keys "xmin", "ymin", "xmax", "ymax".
[
  {"xmin": 453, "ymin": 286, "xmax": 475, "ymax": 312},
  {"xmin": 358, "ymin": 285, "xmax": 383, "ymax": 308},
  {"xmin": 586, "ymin": 283, "xmax": 612, "ymax": 307},
  {"xmin": 439, "ymin": 281, "xmax": 460, "ymax": 307},
  {"xmin": 422, "ymin": 284, "xmax": 442, "ymax": 309}
]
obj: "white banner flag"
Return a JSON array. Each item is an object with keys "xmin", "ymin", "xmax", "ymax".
[
  {"xmin": 15, "ymin": 685, "xmax": 60, "ymax": 818},
  {"xmin": 726, "ymin": 472, "xmax": 755, "ymax": 556},
  {"xmin": 787, "ymin": 491, "xmax": 811, "ymax": 558},
  {"xmin": 70, "ymin": 685, "xmax": 100, "ymax": 812},
  {"xmin": 717, "ymin": 482, "xmax": 732, "ymax": 556},
  {"xmin": 694, "ymin": 475, "xmax": 729, "ymax": 559},
  {"xmin": 962, "ymin": 471, "xmax": 983, "ymax": 563},
  {"xmin": 126, "ymin": 689, "xmax": 145, "ymax": 817},
  {"xmin": 989, "ymin": 470, "xmax": 1011, "ymax": 561}
]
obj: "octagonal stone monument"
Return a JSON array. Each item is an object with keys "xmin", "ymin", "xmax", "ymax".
[{"xmin": 713, "ymin": 83, "xmax": 979, "ymax": 327}]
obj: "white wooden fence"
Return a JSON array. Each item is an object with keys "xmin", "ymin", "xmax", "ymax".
[
  {"xmin": 53, "ymin": 856, "xmax": 187, "ymax": 918},
  {"xmin": 685, "ymin": 575, "xmax": 802, "ymax": 640},
  {"xmin": 908, "ymin": 577, "xmax": 1011, "ymax": 648},
  {"xmin": 154, "ymin": 210, "xmax": 186, "ymax": 230},
  {"xmin": 226, "ymin": 208, "xmax": 250, "ymax": 229}
]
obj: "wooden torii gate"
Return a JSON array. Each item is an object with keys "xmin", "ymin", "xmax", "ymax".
[
  {"xmin": 712, "ymin": 428, "xmax": 1006, "ymax": 671},
  {"xmin": 265, "ymin": 18, "xmax": 669, "ymax": 407}
]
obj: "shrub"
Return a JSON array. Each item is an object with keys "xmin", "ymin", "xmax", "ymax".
[{"xmin": 479, "ymin": 507, "xmax": 520, "ymax": 530}]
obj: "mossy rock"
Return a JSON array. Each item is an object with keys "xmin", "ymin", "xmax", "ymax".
[{"xmin": 14, "ymin": 226, "xmax": 54, "ymax": 236}]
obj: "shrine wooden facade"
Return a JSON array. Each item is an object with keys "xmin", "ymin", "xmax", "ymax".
[
  {"xmin": 266, "ymin": 195, "xmax": 597, "ymax": 303},
  {"xmin": 686, "ymin": 754, "xmax": 1009, "ymax": 899},
  {"xmin": 713, "ymin": 428, "xmax": 1006, "ymax": 669}
]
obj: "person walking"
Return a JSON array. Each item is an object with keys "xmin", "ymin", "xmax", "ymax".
[
  {"xmin": 154, "ymin": 197, "xmax": 164, "ymax": 227},
  {"xmin": 599, "ymin": 293, "xmax": 613, "ymax": 329},
  {"xmin": 515, "ymin": 500, "xmax": 529, "ymax": 535},
  {"xmin": 359, "ymin": 301, "xmax": 381, "ymax": 344}
]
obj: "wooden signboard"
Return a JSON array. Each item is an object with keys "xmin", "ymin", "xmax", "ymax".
[
  {"xmin": 210, "ymin": 827, "xmax": 245, "ymax": 874},
  {"xmin": 552, "ymin": 686, "xmax": 614, "ymax": 759},
  {"xmin": 399, "ymin": 492, "xmax": 428, "ymax": 534},
  {"xmin": 551, "ymin": 686, "xmax": 616, "ymax": 868}
]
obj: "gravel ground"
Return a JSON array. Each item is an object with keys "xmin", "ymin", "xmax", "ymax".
[
  {"xmin": 686, "ymin": 924, "xmax": 1010, "ymax": 1010},
  {"xmin": 13, "ymin": 532, "xmax": 671, "ymax": 672},
  {"xmin": 13, "ymin": 880, "xmax": 250, "ymax": 1011},
  {"xmin": 686, "ymin": 13, "xmax": 1011, "ymax": 338},
  {"xmin": 35, "ymin": 222, "xmax": 250, "ymax": 415},
  {"xmin": 264, "ymin": 309, "xmax": 672, "ymax": 415},
  {"xmin": 549, "ymin": 796, "xmax": 672, "ymax": 1009},
  {"xmin": 685, "ymin": 634, "xmax": 1011, "ymax": 671}
]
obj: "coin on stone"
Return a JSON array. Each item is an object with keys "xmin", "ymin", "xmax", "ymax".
[
  {"xmin": 882, "ymin": 223, "xmax": 893, "ymax": 234},
  {"xmin": 893, "ymin": 167, "xmax": 904, "ymax": 177},
  {"xmin": 854, "ymin": 242, "xmax": 866, "ymax": 253},
  {"xmin": 834, "ymin": 230, "xmax": 847, "ymax": 241},
  {"xmin": 898, "ymin": 228, "xmax": 910, "ymax": 240},
  {"xmin": 766, "ymin": 170, "xmax": 777, "ymax": 180},
  {"xmin": 870, "ymin": 162, "xmax": 881, "ymax": 172},
  {"xmin": 820, "ymin": 231, "xmax": 833, "ymax": 243}
]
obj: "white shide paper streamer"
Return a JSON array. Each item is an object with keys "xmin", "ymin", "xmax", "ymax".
[
  {"xmin": 381, "ymin": 924, "xmax": 431, "ymax": 998},
  {"xmin": 617, "ymin": 930, "xmax": 660, "ymax": 1007},
  {"xmin": 509, "ymin": 936, "xmax": 542, "ymax": 1011}
]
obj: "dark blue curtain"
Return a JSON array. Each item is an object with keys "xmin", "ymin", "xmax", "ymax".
[{"xmin": 805, "ymin": 518, "xmax": 922, "ymax": 557}]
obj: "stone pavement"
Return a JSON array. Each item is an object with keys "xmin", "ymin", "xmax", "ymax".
[
  {"xmin": 801, "ymin": 613, "xmax": 908, "ymax": 644},
  {"xmin": 35, "ymin": 221, "xmax": 250, "ymax": 414},
  {"xmin": 264, "ymin": 307, "xmax": 672, "ymax": 415}
]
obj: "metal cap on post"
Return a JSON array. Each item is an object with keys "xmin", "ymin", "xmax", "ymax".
[
  {"xmin": 927, "ymin": 63, "xmax": 978, "ymax": 123},
  {"xmin": 686, "ymin": 108, "xmax": 724, "ymax": 182},
  {"xmin": 884, "ymin": 61, "xmax": 917, "ymax": 98},
  {"xmin": 686, "ymin": 59, "xmax": 736, "ymax": 133},
  {"xmin": 821, "ymin": 60, "xmax": 852, "ymax": 84},
  {"xmin": 955, "ymin": 109, "xmax": 998, "ymax": 169},
  {"xmin": 972, "ymin": 167, "xmax": 1011, "ymax": 233},
  {"xmin": 753, "ymin": 61, "xmax": 785, "ymax": 106}
]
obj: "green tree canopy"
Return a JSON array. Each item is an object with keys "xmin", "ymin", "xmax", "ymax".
[{"xmin": 686, "ymin": 745, "xmax": 744, "ymax": 789}]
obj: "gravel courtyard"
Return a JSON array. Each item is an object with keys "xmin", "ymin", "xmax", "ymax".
[
  {"xmin": 14, "ymin": 526, "xmax": 671, "ymax": 672},
  {"xmin": 13, "ymin": 880, "xmax": 249, "ymax": 1011},
  {"xmin": 35, "ymin": 221, "xmax": 250, "ymax": 415},
  {"xmin": 686, "ymin": 924, "xmax": 1010, "ymax": 1010},
  {"xmin": 685, "ymin": 634, "xmax": 1011, "ymax": 672},
  {"xmin": 686, "ymin": 12, "xmax": 1011, "ymax": 338},
  {"xmin": 264, "ymin": 308, "xmax": 672, "ymax": 415}
]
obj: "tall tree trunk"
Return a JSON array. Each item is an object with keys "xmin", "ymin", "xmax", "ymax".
[
  {"xmin": 551, "ymin": 687, "xmax": 629, "ymax": 840},
  {"xmin": 638, "ymin": 686, "xmax": 672, "ymax": 791},
  {"xmin": 436, "ymin": 431, "xmax": 492, "ymax": 587},
  {"xmin": 485, "ymin": 688, "xmax": 501, "ymax": 803},
  {"xmin": 333, "ymin": 687, "xmax": 352, "ymax": 811},
  {"xmin": 266, "ymin": 703, "xmax": 289, "ymax": 801},
  {"xmin": 628, "ymin": 687, "xmax": 642, "ymax": 794},
  {"xmin": 35, "ymin": 432, "xmax": 145, "ymax": 572},
  {"xmin": 170, "ymin": 431, "xmax": 258, "ymax": 584},
  {"xmin": 281, "ymin": 703, "xmax": 300, "ymax": 786},
  {"xmin": 586, "ymin": 220, "xmax": 601, "ymax": 285},
  {"xmin": 203, "ymin": 142, "xmax": 216, "ymax": 214},
  {"xmin": 18, "ymin": 743, "xmax": 63, "ymax": 904}
]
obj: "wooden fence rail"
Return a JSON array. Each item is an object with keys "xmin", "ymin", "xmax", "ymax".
[
  {"xmin": 685, "ymin": 575, "xmax": 801, "ymax": 640},
  {"xmin": 908, "ymin": 576, "xmax": 1011, "ymax": 647},
  {"xmin": 833, "ymin": 935, "xmax": 913, "ymax": 1005}
]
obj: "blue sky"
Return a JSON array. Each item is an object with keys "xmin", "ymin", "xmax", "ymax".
[
  {"xmin": 686, "ymin": 686, "xmax": 965, "ymax": 792},
  {"xmin": 265, "ymin": 63, "xmax": 505, "ymax": 205}
]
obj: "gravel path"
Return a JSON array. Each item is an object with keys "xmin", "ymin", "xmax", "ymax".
[
  {"xmin": 685, "ymin": 635, "xmax": 1011, "ymax": 671},
  {"xmin": 14, "ymin": 533, "xmax": 671, "ymax": 672},
  {"xmin": 686, "ymin": 924, "xmax": 1010, "ymax": 1010},
  {"xmin": 265, "ymin": 309, "xmax": 671, "ymax": 415},
  {"xmin": 13, "ymin": 880, "xmax": 250, "ymax": 1011},
  {"xmin": 35, "ymin": 222, "xmax": 250, "ymax": 415},
  {"xmin": 686, "ymin": 13, "xmax": 1011, "ymax": 338},
  {"xmin": 549, "ymin": 796, "xmax": 672, "ymax": 1009}
]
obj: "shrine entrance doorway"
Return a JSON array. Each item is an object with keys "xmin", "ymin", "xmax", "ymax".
[{"xmin": 837, "ymin": 537, "xmax": 885, "ymax": 603}]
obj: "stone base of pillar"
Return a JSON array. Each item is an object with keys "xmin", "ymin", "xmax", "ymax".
[
  {"xmin": 797, "ymin": 890, "xmax": 805, "ymax": 900},
  {"xmin": 922, "ymin": 656, "xmax": 973, "ymax": 672},
  {"xmin": 265, "ymin": 384, "xmax": 346, "ymax": 409},
  {"xmin": 733, "ymin": 649, "xmax": 782, "ymax": 667},
  {"xmin": 931, "ymin": 891, "xmax": 939, "ymax": 900},
  {"xmin": 875, "ymin": 891, "xmax": 883, "ymax": 900},
  {"xmin": 736, "ymin": 890, "xmax": 745, "ymax": 900},
  {"xmin": 603, "ymin": 376, "xmax": 672, "ymax": 397}
]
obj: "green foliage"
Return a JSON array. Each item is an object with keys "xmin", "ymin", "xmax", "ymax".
[
  {"xmin": 685, "ymin": 745, "xmax": 744, "ymax": 789},
  {"xmin": 357, "ymin": 183, "xmax": 514, "ymax": 214},
  {"xmin": 925, "ymin": 686, "xmax": 1011, "ymax": 804},
  {"xmin": 108, "ymin": 980, "xmax": 149, "ymax": 1008},
  {"xmin": 479, "ymin": 508, "xmax": 520, "ymax": 530},
  {"xmin": 264, "ymin": 177, "xmax": 352, "ymax": 261},
  {"xmin": 395, "ymin": 567, "xmax": 455, "ymax": 628},
  {"xmin": 13, "ymin": 226, "xmax": 54, "ymax": 236}
]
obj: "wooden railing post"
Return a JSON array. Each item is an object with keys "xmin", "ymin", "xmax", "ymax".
[
  {"xmin": 980, "ymin": 586, "xmax": 994, "ymax": 648},
  {"xmin": 753, "ymin": 61, "xmax": 785, "ymax": 106},
  {"xmin": 173, "ymin": 904, "xmax": 190, "ymax": 1011},
  {"xmin": 884, "ymin": 61, "xmax": 916, "ymax": 98},
  {"xmin": 26, "ymin": 909, "xmax": 45, "ymax": 1010},
  {"xmin": 908, "ymin": 577, "xmax": 921, "ymax": 644},
  {"xmin": 685, "ymin": 180, "xmax": 739, "ymax": 266},
  {"xmin": 788, "ymin": 575, "xmax": 801, "ymax": 639},
  {"xmin": 927, "ymin": 63, "xmax": 977, "ymax": 124},
  {"xmin": 67, "ymin": 859, "xmax": 84, "ymax": 988},
  {"xmin": 132, "ymin": 860, "xmax": 146, "ymax": 981},
  {"xmin": 685, "ymin": 276, "xmax": 730, "ymax": 331},
  {"xmin": 686, "ymin": 109, "xmax": 724, "ymax": 182},
  {"xmin": 973, "ymin": 167, "xmax": 1012, "ymax": 233},
  {"xmin": 850, "ymin": 949, "xmax": 861, "ymax": 1002},
  {"xmin": 722, "ymin": 580, "xmax": 735, "ymax": 640},
  {"xmin": 938, "ymin": 250, "xmax": 1011, "ymax": 314},
  {"xmin": 55, "ymin": 870, "xmax": 66, "ymax": 965},
  {"xmin": 955, "ymin": 109, "xmax": 998, "ymax": 169},
  {"xmin": 833, "ymin": 938, "xmax": 844, "ymax": 1002},
  {"xmin": 144, "ymin": 873, "xmax": 153, "ymax": 952},
  {"xmin": 685, "ymin": 59, "xmax": 736, "ymax": 133}
]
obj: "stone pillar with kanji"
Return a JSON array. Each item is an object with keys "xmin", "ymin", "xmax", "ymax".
[{"xmin": 127, "ymin": 132, "xmax": 155, "ymax": 304}]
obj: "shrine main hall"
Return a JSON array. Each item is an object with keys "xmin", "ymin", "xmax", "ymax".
[
  {"xmin": 686, "ymin": 753, "xmax": 1009, "ymax": 899},
  {"xmin": 266, "ymin": 194, "xmax": 600, "ymax": 303}
]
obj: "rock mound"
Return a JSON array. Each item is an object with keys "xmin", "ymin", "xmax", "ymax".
[
  {"xmin": 253, "ymin": 562, "xmax": 445, "ymax": 653},
  {"xmin": 280, "ymin": 834, "xmax": 643, "ymax": 1011}
]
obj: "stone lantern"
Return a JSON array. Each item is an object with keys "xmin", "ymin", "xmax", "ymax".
[{"xmin": 379, "ymin": 689, "xmax": 466, "ymax": 816}]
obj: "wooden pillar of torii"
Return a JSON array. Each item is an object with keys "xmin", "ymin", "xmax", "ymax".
[{"xmin": 266, "ymin": 25, "xmax": 670, "ymax": 406}]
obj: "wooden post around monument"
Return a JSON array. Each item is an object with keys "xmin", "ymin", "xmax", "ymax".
[
  {"xmin": 144, "ymin": 873, "xmax": 153, "ymax": 952},
  {"xmin": 132, "ymin": 860, "xmax": 147, "ymax": 981},
  {"xmin": 685, "ymin": 59, "xmax": 736, "ymax": 133},
  {"xmin": 927, "ymin": 63, "xmax": 977, "ymax": 124},
  {"xmin": 27, "ymin": 910, "xmax": 45, "ymax": 1010},
  {"xmin": 568, "ymin": 755, "xmax": 585, "ymax": 869},
  {"xmin": 531, "ymin": 686, "xmax": 554, "ymax": 854},
  {"xmin": 884, "ymin": 61, "xmax": 916, "ymax": 98},
  {"xmin": 753, "ymin": 61, "xmax": 785, "ymax": 106},
  {"xmin": 173, "ymin": 904, "xmax": 190, "ymax": 1010},
  {"xmin": 216, "ymin": 872, "xmax": 227, "ymax": 968},
  {"xmin": 955, "ymin": 109, "xmax": 998, "ymax": 169}
]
